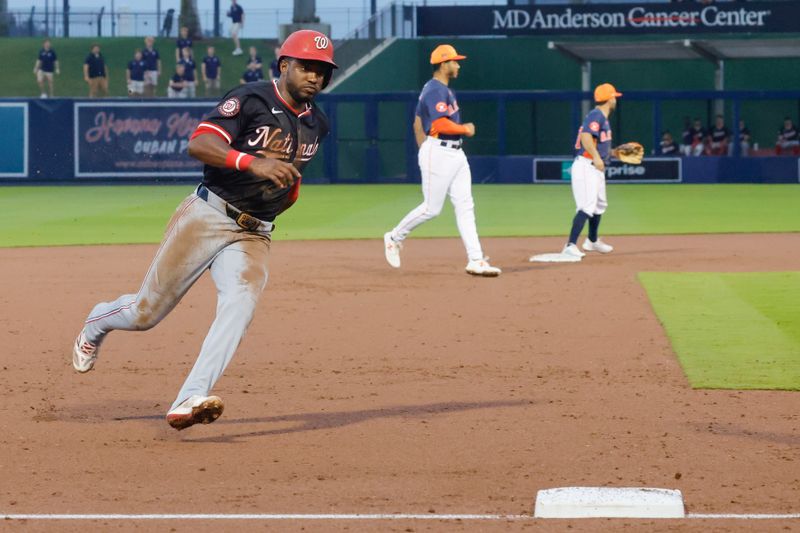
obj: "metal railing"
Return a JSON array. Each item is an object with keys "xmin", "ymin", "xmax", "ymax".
[{"xmin": 5, "ymin": 6, "xmax": 389, "ymax": 39}]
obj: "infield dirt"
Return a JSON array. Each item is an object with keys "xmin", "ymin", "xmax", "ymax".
[{"xmin": 1, "ymin": 234, "xmax": 798, "ymax": 532}]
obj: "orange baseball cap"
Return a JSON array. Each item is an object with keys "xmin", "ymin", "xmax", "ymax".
[
  {"xmin": 594, "ymin": 83, "xmax": 622, "ymax": 103},
  {"xmin": 430, "ymin": 44, "xmax": 466, "ymax": 65}
]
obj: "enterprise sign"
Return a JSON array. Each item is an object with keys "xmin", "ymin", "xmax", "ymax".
[{"xmin": 417, "ymin": 2, "xmax": 799, "ymax": 36}]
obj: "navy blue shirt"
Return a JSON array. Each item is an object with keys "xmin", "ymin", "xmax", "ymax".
[
  {"xmin": 574, "ymin": 108, "xmax": 612, "ymax": 163},
  {"xmin": 269, "ymin": 59, "xmax": 280, "ymax": 79},
  {"xmin": 179, "ymin": 58, "xmax": 196, "ymax": 82},
  {"xmin": 228, "ymin": 4, "xmax": 244, "ymax": 23},
  {"xmin": 38, "ymin": 48, "xmax": 57, "ymax": 72},
  {"xmin": 142, "ymin": 47, "xmax": 160, "ymax": 71},
  {"xmin": 203, "ymin": 55, "xmax": 221, "ymax": 79},
  {"xmin": 177, "ymin": 38, "xmax": 193, "ymax": 54},
  {"xmin": 128, "ymin": 59, "xmax": 146, "ymax": 81},
  {"xmin": 85, "ymin": 53, "xmax": 106, "ymax": 78},
  {"xmin": 415, "ymin": 78, "xmax": 462, "ymax": 141},
  {"xmin": 170, "ymin": 73, "xmax": 185, "ymax": 91},
  {"xmin": 242, "ymin": 69, "xmax": 262, "ymax": 83},
  {"xmin": 247, "ymin": 55, "xmax": 264, "ymax": 80}
]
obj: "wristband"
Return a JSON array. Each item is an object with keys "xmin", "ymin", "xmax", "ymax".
[{"xmin": 224, "ymin": 150, "xmax": 255, "ymax": 171}]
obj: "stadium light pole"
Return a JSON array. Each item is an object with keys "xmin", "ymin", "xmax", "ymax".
[
  {"xmin": 63, "ymin": 0, "xmax": 69, "ymax": 38},
  {"xmin": 214, "ymin": 0, "xmax": 219, "ymax": 37}
]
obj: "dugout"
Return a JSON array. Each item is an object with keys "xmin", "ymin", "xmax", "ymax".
[{"xmin": 549, "ymin": 37, "xmax": 800, "ymax": 154}]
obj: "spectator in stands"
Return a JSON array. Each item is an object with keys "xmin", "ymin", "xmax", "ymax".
[
  {"xmin": 126, "ymin": 49, "xmax": 147, "ymax": 97},
  {"xmin": 240, "ymin": 62, "xmax": 263, "ymax": 84},
  {"xmin": 269, "ymin": 46, "xmax": 281, "ymax": 81},
  {"xmin": 659, "ymin": 131, "xmax": 678, "ymax": 155},
  {"xmin": 161, "ymin": 8, "xmax": 175, "ymax": 38},
  {"xmin": 246, "ymin": 46, "xmax": 264, "ymax": 79},
  {"xmin": 142, "ymin": 36, "xmax": 161, "ymax": 98},
  {"xmin": 686, "ymin": 117, "xmax": 706, "ymax": 156},
  {"xmin": 775, "ymin": 116, "xmax": 800, "ymax": 155},
  {"xmin": 176, "ymin": 26, "xmax": 193, "ymax": 63},
  {"xmin": 679, "ymin": 116, "xmax": 693, "ymax": 156},
  {"xmin": 706, "ymin": 114, "xmax": 730, "ymax": 156},
  {"xmin": 202, "ymin": 45, "xmax": 222, "ymax": 97},
  {"xmin": 33, "ymin": 39, "xmax": 59, "ymax": 98},
  {"xmin": 178, "ymin": 46, "xmax": 197, "ymax": 98},
  {"xmin": 735, "ymin": 119, "xmax": 751, "ymax": 156},
  {"xmin": 83, "ymin": 44, "xmax": 109, "ymax": 98},
  {"xmin": 167, "ymin": 64, "xmax": 187, "ymax": 98},
  {"xmin": 228, "ymin": 0, "xmax": 245, "ymax": 56}
]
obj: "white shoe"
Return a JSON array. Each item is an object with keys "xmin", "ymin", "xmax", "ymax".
[
  {"xmin": 232, "ymin": 48, "xmax": 243, "ymax": 56},
  {"xmin": 383, "ymin": 232, "xmax": 402, "ymax": 268},
  {"xmin": 582, "ymin": 239, "xmax": 614, "ymax": 254},
  {"xmin": 72, "ymin": 329, "xmax": 100, "ymax": 373},
  {"xmin": 562, "ymin": 243, "xmax": 585, "ymax": 259},
  {"xmin": 40, "ymin": 93, "xmax": 48, "ymax": 99},
  {"xmin": 465, "ymin": 258, "xmax": 501, "ymax": 277},
  {"xmin": 166, "ymin": 395, "xmax": 224, "ymax": 430}
]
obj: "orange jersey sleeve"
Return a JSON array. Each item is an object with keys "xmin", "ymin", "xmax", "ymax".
[{"xmin": 430, "ymin": 117, "xmax": 469, "ymax": 137}]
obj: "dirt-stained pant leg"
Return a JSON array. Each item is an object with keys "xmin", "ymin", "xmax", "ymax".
[
  {"xmin": 83, "ymin": 195, "xmax": 227, "ymax": 344},
  {"xmin": 171, "ymin": 235, "xmax": 270, "ymax": 410}
]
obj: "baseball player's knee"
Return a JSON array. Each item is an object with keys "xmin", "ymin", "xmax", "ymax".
[
  {"xmin": 452, "ymin": 197, "xmax": 475, "ymax": 214},
  {"xmin": 421, "ymin": 202, "xmax": 442, "ymax": 218}
]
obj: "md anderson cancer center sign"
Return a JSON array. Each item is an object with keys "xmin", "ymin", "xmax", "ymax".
[{"xmin": 417, "ymin": 2, "xmax": 800, "ymax": 36}]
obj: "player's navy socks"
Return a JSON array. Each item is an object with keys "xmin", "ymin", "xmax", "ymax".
[
  {"xmin": 588, "ymin": 214, "xmax": 602, "ymax": 242},
  {"xmin": 568, "ymin": 211, "xmax": 590, "ymax": 244}
]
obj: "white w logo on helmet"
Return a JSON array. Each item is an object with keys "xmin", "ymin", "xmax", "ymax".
[{"xmin": 313, "ymin": 35, "xmax": 329, "ymax": 50}]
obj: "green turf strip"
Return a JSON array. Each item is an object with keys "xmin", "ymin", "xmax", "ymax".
[
  {"xmin": 639, "ymin": 272, "xmax": 800, "ymax": 390},
  {"xmin": 1, "ymin": 184, "xmax": 799, "ymax": 247}
]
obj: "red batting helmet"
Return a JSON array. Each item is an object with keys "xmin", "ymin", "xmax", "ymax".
[{"xmin": 278, "ymin": 30, "xmax": 338, "ymax": 69}]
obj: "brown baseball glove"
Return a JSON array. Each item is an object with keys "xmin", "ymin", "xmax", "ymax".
[{"xmin": 612, "ymin": 142, "xmax": 644, "ymax": 164}]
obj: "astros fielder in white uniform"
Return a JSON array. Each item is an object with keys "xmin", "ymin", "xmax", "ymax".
[
  {"xmin": 383, "ymin": 44, "xmax": 501, "ymax": 277},
  {"xmin": 560, "ymin": 82, "xmax": 621, "ymax": 261}
]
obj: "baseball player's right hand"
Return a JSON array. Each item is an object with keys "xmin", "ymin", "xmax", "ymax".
[
  {"xmin": 593, "ymin": 155, "xmax": 605, "ymax": 172},
  {"xmin": 463, "ymin": 123, "xmax": 476, "ymax": 137},
  {"xmin": 249, "ymin": 157, "xmax": 301, "ymax": 189}
]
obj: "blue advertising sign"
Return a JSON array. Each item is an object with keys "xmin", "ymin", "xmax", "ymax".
[
  {"xmin": 0, "ymin": 103, "xmax": 28, "ymax": 178},
  {"xmin": 417, "ymin": 2, "xmax": 800, "ymax": 37},
  {"xmin": 74, "ymin": 102, "xmax": 213, "ymax": 178},
  {"xmin": 533, "ymin": 157, "xmax": 682, "ymax": 183}
]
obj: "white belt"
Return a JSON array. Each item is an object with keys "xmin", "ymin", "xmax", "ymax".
[{"xmin": 195, "ymin": 184, "xmax": 274, "ymax": 232}]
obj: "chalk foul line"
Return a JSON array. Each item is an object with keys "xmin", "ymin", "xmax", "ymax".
[{"xmin": 1, "ymin": 513, "xmax": 799, "ymax": 521}]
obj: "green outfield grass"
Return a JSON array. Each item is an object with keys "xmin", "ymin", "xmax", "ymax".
[
  {"xmin": 0, "ymin": 37, "xmax": 273, "ymax": 98},
  {"xmin": 0, "ymin": 183, "xmax": 798, "ymax": 247},
  {"xmin": 640, "ymin": 272, "xmax": 800, "ymax": 390}
]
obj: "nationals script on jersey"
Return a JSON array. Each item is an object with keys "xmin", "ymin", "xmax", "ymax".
[{"xmin": 195, "ymin": 80, "xmax": 329, "ymax": 221}]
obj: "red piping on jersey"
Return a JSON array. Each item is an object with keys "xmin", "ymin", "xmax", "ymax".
[
  {"xmin": 430, "ymin": 117, "xmax": 468, "ymax": 136},
  {"xmin": 192, "ymin": 122, "xmax": 232, "ymax": 144},
  {"xmin": 272, "ymin": 80, "xmax": 312, "ymax": 118}
]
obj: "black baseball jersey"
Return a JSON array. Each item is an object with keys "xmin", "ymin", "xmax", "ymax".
[
  {"xmin": 195, "ymin": 80, "xmax": 329, "ymax": 222},
  {"xmin": 710, "ymin": 125, "xmax": 730, "ymax": 144},
  {"xmin": 779, "ymin": 125, "xmax": 798, "ymax": 143}
]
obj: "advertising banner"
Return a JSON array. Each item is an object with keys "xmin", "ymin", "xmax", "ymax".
[
  {"xmin": 417, "ymin": 2, "xmax": 800, "ymax": 37},
  {"xmin": 74, "ymin": 101, "xmax": 211, "ymax": 178},
  {"xmin": 533, "ymin": 157, "xmax": 682, "ymax": 183},
  {"xmin": 0, "ymin": 103, "xmax": 28, "ymax": 178}
]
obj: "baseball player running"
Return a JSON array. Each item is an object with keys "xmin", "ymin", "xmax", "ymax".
[
  {"xmin": 561, "ymin": 83, "xmax": 621, "ymax": 261},
  {"xmin": 71, "ymin": 30, "xmax": 336, "ymax": 430},
  {"xmin": 383, "ymin": 45, "xmax": 500, "ymax": 277}
]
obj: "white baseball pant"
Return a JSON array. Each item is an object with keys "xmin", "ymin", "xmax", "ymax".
[
  {"xmin": 82, "ymin": 191, "xmax": 271, "ymax": 411},
  {"xmin": 389, "ymin": 137, "xmax": 484, "ymax": 261},
  {"xmin": 570, "ymin": 156, "xmax": 607, "ymax": 216}
]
